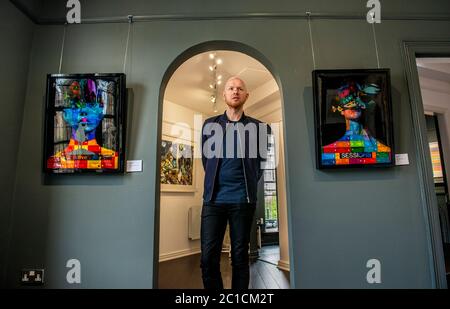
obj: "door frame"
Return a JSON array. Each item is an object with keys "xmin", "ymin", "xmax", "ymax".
[
  {"xmin": 153, "ymin": 40, "xmax": 294, "ymax": 288},
  {"xmin": 402, "ymin": 40, "xmax": 450, "ymax": 288}
]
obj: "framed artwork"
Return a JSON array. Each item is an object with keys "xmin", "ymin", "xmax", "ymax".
[
  {"xmin": 313, "ymin": 69, "xmax": 394, "ymax": 169},
  {"xmin": 429, "ymin": 141, "xmax": 444, "ymax": 183},
  {"xmin": 160, "ymin": 135, "xmax": 195, "ymax": 192},
  {"xmin": 43, "ymin": 73, "xmax": 127, "ymax": 174}
]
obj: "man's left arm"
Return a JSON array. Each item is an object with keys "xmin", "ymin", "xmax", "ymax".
[{"xmin": 258, "ymin": 123, "xmax": 273, "ymax": 181}]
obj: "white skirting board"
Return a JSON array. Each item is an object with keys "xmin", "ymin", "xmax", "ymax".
[
  {"xmin": 159, "ymin": 248, "xmax": 201, "ymax": 262},
  {"xmin": 277, "ymin": 259, "xmax": 290, "ymax": 272}
]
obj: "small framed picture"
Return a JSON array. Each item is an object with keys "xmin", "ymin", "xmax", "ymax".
[
  {"xmin": 160, "ymin": 135, "xmax": 195, "ymax": 192},
  {"xmin": 43, "ymin": 73, "xmax": 127, "ymax": 174},
  {"xmin": 313, "ymin": 69, "xmax": 394, "ymax": 169}
]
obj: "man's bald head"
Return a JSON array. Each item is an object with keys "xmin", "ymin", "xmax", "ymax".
[{"xmin": 224, "ymin": 76, "xmax": 247, "ymax": 90}]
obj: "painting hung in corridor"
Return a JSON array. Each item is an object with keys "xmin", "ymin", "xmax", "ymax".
[
  {"xmin": 429, "ymin": 141, "xmax": 444, "ymax": 183},
  {"xmin": 43, "ymin": 73, "xmax": 127, "ymax": 174},
  {"xmin": 313, "ymin": 69, "xmax": 394, "ymax": 169},
  {"xmin": 160, "ymin": 135, "xmax": 195, "ymax": 192}
]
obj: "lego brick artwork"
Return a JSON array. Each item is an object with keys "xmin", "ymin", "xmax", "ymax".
[
  {"xmin": 312, "ymin": 69, "xmax": 394, "ymax": 169},
  {"xmin": 429, "ymin": 141, "xmax": 444, "ymax": 183},
  {"xmin": 160, "ymin": 135, "xmax": 195, "ymax": 192},
  {"xmin": 43, "ymin": 73, "xmax": 126, "ymax": 174}
]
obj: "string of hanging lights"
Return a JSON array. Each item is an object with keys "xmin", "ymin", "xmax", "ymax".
[{"xmin": 208, "ymin": 53, "xmax": 223, "ymax": 113}]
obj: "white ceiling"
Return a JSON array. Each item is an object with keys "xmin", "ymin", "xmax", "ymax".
[
  {"xmin": 417, "ymin": 57, "xmax": 450, "ymax": 99},
  {"xmin": 164, "ymin": 50, "xmax": 280, "ymax": 117},
  {"xmin": 417, "ymin": 57, "xmax": 450, "ymax": 84},
  {"xmin": 417, "ymin": 58, "xmax": 450, "ymax": 74}
]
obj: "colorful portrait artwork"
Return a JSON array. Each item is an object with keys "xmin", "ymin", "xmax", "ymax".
[
  {"xmin": 429, "ymin": 141, "xmax": 444, "ymax": 182},
  {"xmin": 160, "ymin": 136, "xmax": 194, "ymax": 192},
  {"xmin": 313, "ymin": 69, "xmax": 394, "ymax": 169},
  {"xmin": 44, "ymin": 74, "xmax": 126, "ymax": 174}
]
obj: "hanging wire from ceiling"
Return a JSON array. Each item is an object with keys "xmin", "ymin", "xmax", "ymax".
[{"xmin": 58, "ymin": 23, "xmax": 67, "ymax": 74}]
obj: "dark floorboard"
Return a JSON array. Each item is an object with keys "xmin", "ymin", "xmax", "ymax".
[{"xmin": 158, "ymin": 246, "xmax": 290, "ymax": 289}]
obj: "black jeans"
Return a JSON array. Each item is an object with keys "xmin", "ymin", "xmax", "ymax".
[{"xmin": 200, "ymin": 202, "xmax": 256, "ymax": 290}]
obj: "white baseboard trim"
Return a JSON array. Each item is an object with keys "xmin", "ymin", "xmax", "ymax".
[
  {"xmin": 277, "ymin": 259, "xmax": 290, "ymax": 272},
  {"xmin": 159, "ymin": 248, "xmax": 201, "ymax": 262}
]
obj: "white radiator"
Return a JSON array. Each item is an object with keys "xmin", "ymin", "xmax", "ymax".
[{"xmin": 188, "ymin": 205, "xmax": 202, "ymax": 240}]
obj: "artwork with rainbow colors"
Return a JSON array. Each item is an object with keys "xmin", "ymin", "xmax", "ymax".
[
  {"xmin": 43, "ymin": 73, "xmax": 127, "ymax": 174},
  {"xmin": 313, "ymin": 69, "xmax": 394, "ymax": 169}
]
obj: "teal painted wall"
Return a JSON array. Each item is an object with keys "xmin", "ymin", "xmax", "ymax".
[
  {"xmin": 0, "ymin": 0, "xmax": 34, "ymax": 288},
  {"xmin": 5, "ymin": 0, "xmax": 450, "ymax": 288}
]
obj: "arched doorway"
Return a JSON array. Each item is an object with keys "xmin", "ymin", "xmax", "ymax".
[{"xmin": 154, "ymin": 41, "xmax": 291, "ymax": 289}]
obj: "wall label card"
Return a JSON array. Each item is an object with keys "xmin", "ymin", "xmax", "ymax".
[
  {"xmin": 395, "ymin": 153, "xmax": 410, "ymax": 166},
  {"xmin": 127, "ymin": 160, "xmax": 143, "ymax": 172}
]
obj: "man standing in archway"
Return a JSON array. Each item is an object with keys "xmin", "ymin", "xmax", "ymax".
[{"xmin": 200, "ymin": 76, "xmax": 271, "ymax": 289}]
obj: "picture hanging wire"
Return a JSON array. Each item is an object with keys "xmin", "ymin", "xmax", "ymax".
[
  {"xmin": 58, "ymin": 23, "xmax": 67, "ymax": 74},
  {"xmin": 370, "ymin": 12, "xmax": 381, "ymax": 69},
  {"xmin": 123, "ymin": 15, "xmax": 134, "ymax": 74},
  {"xmin": 306, "ymin": 12, "xmax": 317, "ymax": 70}
]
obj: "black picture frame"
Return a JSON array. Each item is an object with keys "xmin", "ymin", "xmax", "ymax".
[
  {"xmin": 312, "ymin": 69, "xmax": 395, "ymax": 169},
  {"xmin": 43, "ymin": 73, "xmax": 127, "ymax": 174}
]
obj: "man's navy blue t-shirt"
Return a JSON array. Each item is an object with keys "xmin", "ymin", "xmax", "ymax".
[{"xmin": 211, "ymin": 120, "xmax": 248, "ymax": 203}]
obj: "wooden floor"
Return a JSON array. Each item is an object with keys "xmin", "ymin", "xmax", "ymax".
[{"xmin": 158, "ymin": 245, "xmax": 290, "ymax": 289}]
